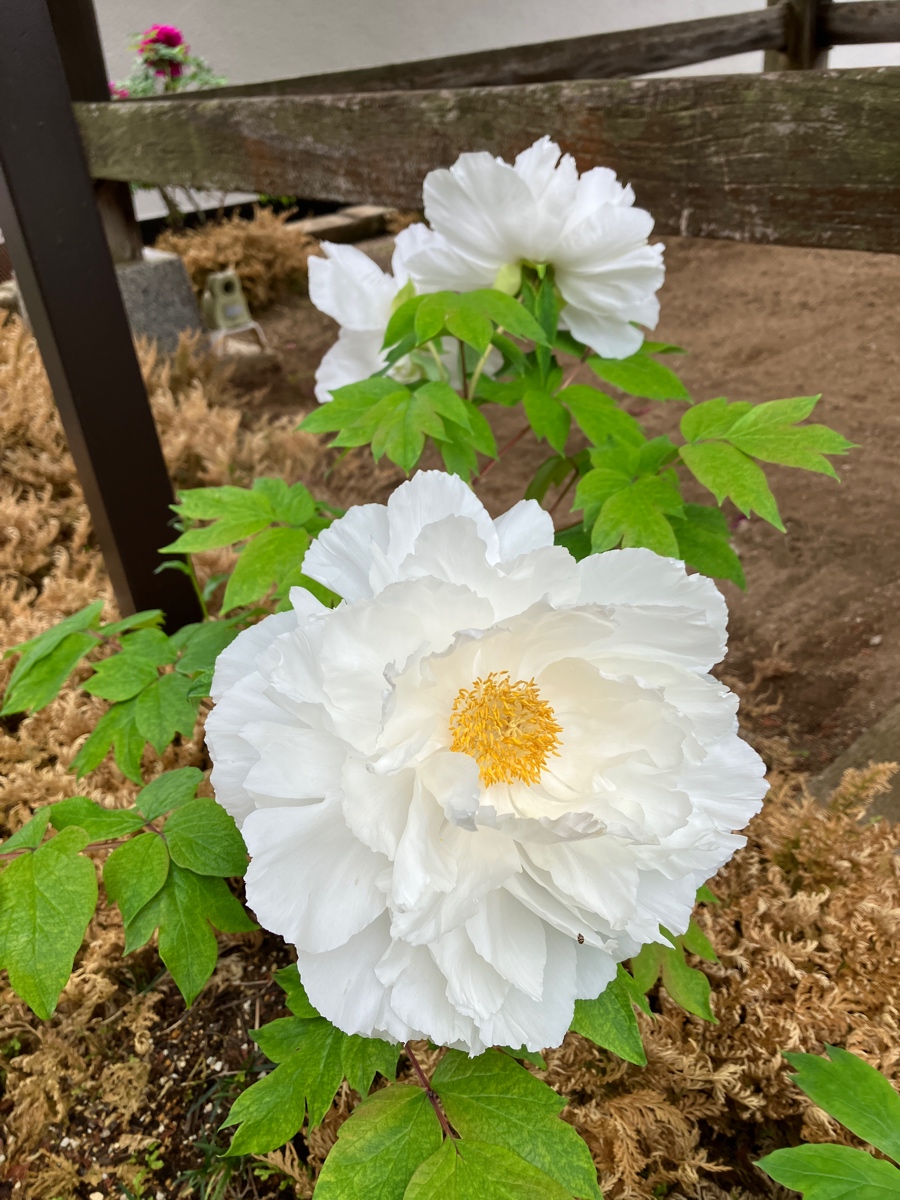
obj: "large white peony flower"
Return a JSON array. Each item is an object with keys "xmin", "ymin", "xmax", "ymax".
[
  {"xmin": 308, "ymin": 225, "xmax": 431, "ymax": 403},
  {"xmin": 206, "ymin": 472, "xmax": 766, "ymax": 1054},
  {"xmin": 402, "ymin": 136, "xmax": 665, "ymax": 359}
]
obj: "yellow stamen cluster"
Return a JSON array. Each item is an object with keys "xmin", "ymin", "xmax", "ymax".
[{"xmin": 449, "ymin": 671, "xmax": 562, "ymax": 787}]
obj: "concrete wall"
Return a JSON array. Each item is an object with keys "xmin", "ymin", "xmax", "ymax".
[{"xmin": 96, "ymin": 0, "xmax": 899, "ymax": 89}]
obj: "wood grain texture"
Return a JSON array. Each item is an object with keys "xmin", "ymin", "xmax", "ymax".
[
  {"xmin": 823, "ymin": 0, "xmax": 900, "ymax": 43},
  {"xmin": 77, "ymin": 68, "xmax": 900, "ymax": 254},
  {"xmin": 160, "ymin": 8, "xmax": 788, "ymax": 99}
]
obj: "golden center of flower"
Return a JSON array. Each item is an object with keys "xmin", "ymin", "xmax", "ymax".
[{"xmin": 449, "ymin": 671, "xmax": 562, "ymax": 787}]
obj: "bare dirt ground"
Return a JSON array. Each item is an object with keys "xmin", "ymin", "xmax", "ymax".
[{"xmin": 247, "ymin": 234, "xmax": 900, "ymax": 776}]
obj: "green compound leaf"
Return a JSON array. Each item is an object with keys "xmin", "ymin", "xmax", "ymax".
[
  {"xmin": 470, "ymin": 289, "xmax": 549, "ymax": 344},
  {"xmin": 590, "ymin": 474, "xmax": 684, "ymax": 555},
  {"xmin": 667, "ymin": 503, "xmax": 746, "ymax": 588},
  {"xmin": 589, "ymin": 352, "xmax": 690, "ymax": 401},
  {"xmin": 135, "ymin": 766, "xmax": 204, "ymax": 821},
  {"xmin": 97, "ymin": 609, "xmax": 165, "ymax": 638},
  {"xmin": 432, "ymin": 1050, "xmax": 601, "ymax": 1199},
  {"xmin": 127, "ymin": 863, "xmax": 256, "ymax": 1003},
  {"xmin": 134, "ymin": 673, "xmax": 199, "ymax": 754},
  {"xmin": 221, "ymin": 526, "xmax": 310, "ymax": 614},
  {"xmin": 341, "ymin": 1034, "xmax": 402, "ymax": 1099},
  {"xmin": 71, "ymin": 697, "xmax": 145, "ymax": 783},
  {"xmin": 2, "ymin": 630, "xmax": 98, "ymax": 717},
  {"xmin": 171, "ymin": 619, "xmax": 243, "ymax": 678},
  {"xmin": 445, "ymin": 301, "xmax": 494, "ymax": 354},
  {"xmin": 116, "ymin": 627, "xmax": 176, "ymax": 667},
  {"xmin": 251, "ymin": 477, "xmax": 317, "ymax": 526},
  {"xmin": 679, "ymin": 441, "xmax": 784, "ymax": 531},
  {"xmin": 161, "ymin": 514, "xmax": 274, "ymax": 554},
  {"xmin": 560, "ymin": 385, "xmax": 645, "ymax": 449},
  {"xmin": 680, "ymin": 396, "xmax": 753, "ymax": 442},
  {"xmin": 81, "ymin": 654, "xmax": 159, "ymax": 702},
  {"xmin": 314, "ymin": 1085, "xmax": 443, "ymax": 1200},
  {"xmin": 631, "ymin": 941, "xmax": 717, "ymax": 1023},
  {"xmin": 170, "ymin": 484, "xmax": 274, "ymax": 522},
  {"xmin": 524, "ymin": 389, "xmax": 572, "ymax": 455},
  {"xmin": 405, "ymin": 1138, "xmax": 575, "ymax": 1200},
  {"xmin": 103, "ymin": 832, "xmax": 170, "ymax": 925},
  {"xmin": 571, "ymin": 967, "xmax": 647, "ymax": 1066},
  {"xmin": 554, "ymin": 523, "xmax": 592, "ymax": 561},
  {"xmin": 0, "ymin": 826, "xmax": 98, "ymax": 1019},
  {"xmin": 164, "ymin": 798, "xmax": 248, "ymax": 877},
  {"xmin": 783, "ymin": 1047, "xmax": 900, "ymax": 1165},
  {"xmin": 49, "ymin": 796, "xmax": 145, "ymax": 841},
  {"xmin": 756, "ymin": 1144, "xmax": 900, "ymax": 1199},
  {"xmin": 274, "ymin": 963, "xmax": 320, "ymax": 1018},
  {"xmin": 1, "ymin": 807, "xmax": 52, "ymax": 852}
]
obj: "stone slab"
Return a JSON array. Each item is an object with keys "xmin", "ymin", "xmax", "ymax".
[
  {"xmin": 116, "ymin": 247, "xmax": 203, "ymax": 355},
  {"xmin": 808, "ymin": 701, "xmax": 900, "ymax": 820}
]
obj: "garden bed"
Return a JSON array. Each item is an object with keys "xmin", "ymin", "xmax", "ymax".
[{"xmin": 1, "ymin": 231, "xmax": 899, "ymax": 1199}]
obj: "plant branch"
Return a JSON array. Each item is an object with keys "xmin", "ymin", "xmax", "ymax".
[
  {"xmin": 457, "ymin": 340, "xmax": 469, "ymax": 399},
  {"xmin": 426, "ymin": 341, "xmax": 449, "ymax": 383},
  {"xmin": 468, "ymin": 328, "xmax": 503, "ymax": 399},
  {"xmin": 560, "ymin": 346, "xmax": 591, "ymax": 391},
  {"xmin": 550, "ymin": 466, "xmax": 579, "ymax": 517},
  {"xmin": 404, "ymin": 1042, "xmax": 458, "ymax": 1143},
  {"xmin": 474, "ymin": 421, "xmax": 531, "ymax": 484}
]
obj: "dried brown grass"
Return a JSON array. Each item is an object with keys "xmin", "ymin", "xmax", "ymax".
[
  {"xmin": 155, "ymin": 207, "xmax": 319, "ymax": 311},
  {"xmin": 3, "ymin": 317, "xmax": 900, "ymax": 1197}
]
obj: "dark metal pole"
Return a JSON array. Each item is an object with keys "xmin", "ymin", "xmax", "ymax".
[{"xmin": 0, "ymin": 0, "xmax": 203, "ymax": 628}]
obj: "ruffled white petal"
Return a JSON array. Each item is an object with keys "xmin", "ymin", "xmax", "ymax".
[
  {"xmin": 313, "ymin": 329, "xmax": 387, "ymax": 403},
  {"xmin": 308, "ymin": 242, "xmax": 397, "ymax": 331}
]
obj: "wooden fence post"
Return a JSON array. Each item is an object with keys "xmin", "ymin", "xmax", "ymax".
[
  {"xmin": 0, "ymin": 0, "xmax": 203, "ymax": 628},
  {"xmin": 766, "ymin": 0, "xmax": 831, "ymax": 69}
]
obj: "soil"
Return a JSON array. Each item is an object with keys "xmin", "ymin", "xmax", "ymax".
[{"xmin": 240, "ymin": 233, "xmax": 900, "ymax": 777}]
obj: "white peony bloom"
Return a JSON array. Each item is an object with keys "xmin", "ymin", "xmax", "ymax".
[
  {"xmin": 308, "ymin": 225, "xmax": 432, "ymax": 403},
  {"xmin": 402, "ymin": 136, "xmax": 665, "ymax": 359},
  {"xmin": 206, "ymin": 472, "xmax": 766, "ymax": 1054}
]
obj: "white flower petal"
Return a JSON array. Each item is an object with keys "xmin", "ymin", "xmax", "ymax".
[
  {"xmin": 431, "ymin": 926, "xmax": 510, "ymax": 1021},
  {"xmin": 466, "ymin": 889, "xmax": 547, "ymax": 1001},
  {"xmin": 478, "ymin": 926, "xmax": 576, "ymax": 1052},
  {"xmin": 492, "ymin": 498, "xmax": 555, "ymax": 559},
  {"xmin": 302, "ymin": 502, "xmax": 391, "ymax": 602},
  {"xmin": 308, "ymin": 241, "xmax": 397, "ymax": 331},
  {"xmin": 210, "ymin": 609, "xmax": 301, "ymax": 703},
  {"xmin": 313, "ymin": 329, "xmax": 387, "ymax": 403},
  {"xmin": 423, "ymin": 152, "xmax": 537, "ymax": 268},
  {"xmin": 241, "ymin": 722, "xmax": 346, "ymax": 805}
]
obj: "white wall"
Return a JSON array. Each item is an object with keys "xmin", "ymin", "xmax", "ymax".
[{"xmin": 96, "ymin": 0, "xmax": 898, "ymax": 89}]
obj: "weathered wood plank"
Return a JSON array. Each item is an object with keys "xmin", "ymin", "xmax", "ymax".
[
  {"xmin": 76, "ymin": 69, "xmax": 900, "ymax": 254},
  {"xmin": 162, "ymin": 8, "xmax": 786, "ymax": 100},
  {"xmin": 823, "ymin": 0, "xmax": 900, "ymax": 43}
]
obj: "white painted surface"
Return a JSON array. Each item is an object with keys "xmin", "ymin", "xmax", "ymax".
[{"xmin": 95, "ymin": 0, "xmax": 898, "ymax": 88}]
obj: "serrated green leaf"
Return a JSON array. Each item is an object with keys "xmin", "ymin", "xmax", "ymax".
[
  {"xmin": 97, "ymin": 610, "xmax": 165, "ymax": 638},
  {"xmin": 783, "ymin": 1047, "xmax": 900, "ymax": 1165},
  {"xmin": 560, "ymin": 385, "xmax": 645, "ymax": 448},
  {"xmin": 1, "ymin": 807, "xmax": 51, "ymax": 853},
  {"xmin": 433, "ymin": 1049, "xmax": 601, "ymax": 1199},
  {"xmin": 173, "ymin": 619, "xmax": 242, "ymax": 677},
  {"xmin": 4, "ymin": 599, "xmax": 103, "ymax": 679},
  {"xmin": 730, "ymin": 394, "xmax": 821, "ymax": 430},
  {"xmin": 274, "ymin": 963, "xmax": 320, "ymax": 1018},
  {"xmin": 103, "ymin": 832, "xmax": 170, "ymax": 924},
  {"xmin": 405, "ymin": 1138, "xmax": 574, "ymax": 1200},
  {"xmin": 315, "ymin": 1085, "xmax": 442, "ymax": 1200},
  {"xmin": 591, "ymin": 474, "xmax": 683, "ymax": 555},
  {"xmin": 224, "ymin": 1019, "xmax": 345, "ymax": 1152},
  {"xmin": 417, "ymin": 381, "xmax": 472, "ymax": 431},
  {"xmin": 446, "ymin": 302, "xmax": 493, "ymax": 354},
  {"xmin": 134, "ymin": 673, "xmax": 199, "ymax": 755},
  {"xmin": 341, "ymin": 1035, "xmax": 400, "ymax": 1098},
  {"xmin": 414, "ymin": 293, "xmax": 448, "ymax": 343},
  {"xmin": 524, "ymin": 389, "xmax": 571, "ymax": 454},
  {"xmin": 471, "ymin": 289, "xmax": 549, "ymax": 344},
  {"xmin": 252, "ymin": 1015, "xmax": 311, "ymax": 1063},
  {"xmin": 680, "ymin": 397, "xmax": 753, "ymax": 443},
  {"xmin": 679, "ymin": 917, "xmax": 719, "ymax": 963},
  {"xmin": 756, "ymin": 1143, "xmax": 900, "ymax": 1199},
  {"xmin": 251, "ymin": 477, "xmax": 316, "ymax": 526},
  {"xmin": 571, "ymin": 969, "xmax": 647, "ymax": 1066},
  {"xmin": 299, "ymin": 379, "xmax": 409, "ymax": 436},
  {"xmin": 368, "ymin": 390, "xmax": 448, "ymax": 473},
  {"xmin": 661, "ymin": 945, "xmax": 717, "ymax": 1022},
  {"xmin": 667, "ymin": 503, "xmax": 746, "ymax": 588},
  {"xmin": 164, "ymin": 798, "xmax": 248, "ymax": 877},
  {"xmin": 589, "ymin": 353, "xmax": 689, "ymax": 401},
  {"xmin": 0, "ymin": 827, "xmax": 98, "ymax": 1018},
  {"xmin": 82, "ymin": 654, "xmax": 159, "ymax": 702},
  {"xmin": 116, "ymin": 628, "xmax": 176, "ymax": 667},
  {"xmin": 728, "ymin": 424, "xmax": 854, "ymax": 477},
  {"xmin": 679, "ymin": 442, "xmax": 784, "ymax": 531},
  {"xmin": 221, "ymin": 526, "xmax": 310, "ymax": 613},
  {"xmin": 172, "ymin": 485, "xmax": 274, "ymax": 522},
  {"xmin": 135, "ymin": 766, "xmax": 204, "ymax": 821},
  {"xmin": 71, "ymin": 698, "xmax": 145, "ymax": 783},
  {"xmin": 49, "ymin": 797, "xmax": 145, "ymax": 841},
  {"xmin": 2, "ymin": 631, "xmax": 97, "ymax": 716},
  {"xmin": 161, "ymin": 514, "xmax": 274, "ymax": 554}
]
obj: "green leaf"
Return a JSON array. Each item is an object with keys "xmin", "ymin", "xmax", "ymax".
[
  {"xmin": 104, "ymin": 832, "xmax": 170, "ymax": 924},
  {"xmin": 252, "ymin": 1015, "xmax": 311, "ymax": 1062},
  {"xmin": 630, "ymin": 941, "xmax": 718, "ymax": 1022},
  {"xmin": 251, "ymin": 477, "xmax": 316, "ymax": 526},
  {"xmin": 2, "ymin": 631, "xmax": 97, "ymax": 716},
  {"xmin": 554, "ymin": 523, "xmax": 592, "ymax": 561},
  {"xmin": 341, "ymin": 1035, "xmax": 401, "ymax": 1098},
  {"xmin": 314, "ymin": 1085, "xmax": 443, "ymax": 1200},
  {"xmin": 71, "ymin": 698, "xmax": 145, "ymax": 783},
  {"xmin": 756, "ymin": 1144, "xmax": 900, "ymax": 1199},
  {"xmin": 0, "ymin": 827, "xmax": 98, "ymax": 1018},
  {"xmin": 446, "ymin": 302, "xmax": 494, "ymax": 354},
  {"xmin": 134, "ymin": 673, "xmax": 199, "ymax": 755},
  {"xmin": 783, "ymin": 1047, "xmax": 900, "ymax": 1165},
  {"xmin": 667, "ymin": 504, "xmax": 746, "ymax": 588},
  {"xmin": 172, "ymin": 620, "xmax": 242, "ymax": 677},
  {"xmin": 164, "ymin": 798, "xmax": 248, "ymax": 877},
  {"xmin": 472, "ymin": 289, "xmax": 549, "ymax": 345},
  {"xmin": 172, "ymin": 485, "xmax": 274, "ymax": 522},
  {"xmin": 571, "ymin": 968, "xmax": 647, "ymax": 1066},
  {"xmin": 221, "ymin": 526, "xmax": 310, "ymax": 613},
  {"xmin": 1, "ymin": 808, "xmax": 52, "ymax": 852},
  {"xmin": 365, "ymin": 389, "xmax": 450, "ymax": 473},
  {"xmin": 405, "ymin": 1139, "xmax": 575, "ymax": 1200},
  {"xmin": 560, "ymin": 386, "xmax": 644, "ymax": 448},
  {"xmin": 135, "ymin": 766, "xmax": 204, "ymax": 821},
  {"xmin": 680, "ymin": 396, "xmax": 753, "ymax": 443},
  {"xmin": 679, "ymin": 441, "xmax": 784, "ymax": 531},
  {"xmin": 224, "ymin": 1019, "xmax": 345, "ymax": 1152},
  {"xmin": 589, "ymin": 353, "xmax": 689, "ymax": 401},
  {"xmin": 4, "ymin": 600, "xmax": 103, "ymax": 688},
  {"xmin": 97, "ymin": 609, "xmax": 165, "ymax": 638},
  {"xmin": 679, "ymin": 917, "xmax": 719, "ymax": 964},
  {"xmin": 161, "ymin": 514, "xmax": 274, "ymax": 554},
  {"xmin": 524, "ymin": 390, "xmax": 571, "ymax": 454},
  {"xmin": 49, "ymin": 797, "xmax": 145, "ymax": 841},
  {"xmin": 274, "ymin": 963, "xmax": 320, "ymax": 1018},
  {"xmin": 591, "ymin": 474, "xmax": 683, "ymax": 555},
  {"xmin": 82, "ymin": 654, "xmax": 159, "ymax": 702},
  {"xmin": 433, "ymin": 1049, "xmax": 601, "ymax": 1199}
]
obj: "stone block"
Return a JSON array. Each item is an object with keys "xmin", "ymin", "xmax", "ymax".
[
  {"xmin": 116, "ymin": 247, "xmax": 203, "ymax": 355},
  {"xmin": 809, "ymin": 703, "xmax": 900, "ymax": 821}
]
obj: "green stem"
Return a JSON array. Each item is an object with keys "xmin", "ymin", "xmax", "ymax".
[
  {"xmin": 426, "ymin": 341, "xmax": 450, "ymax": 383},
  {"xmin": 404, "ymin": 1042, "xmax": 458, "ymax": 1143},
  {"xmin": 468, "ymin": 327, "xmax": 503, "ymax": 399}
]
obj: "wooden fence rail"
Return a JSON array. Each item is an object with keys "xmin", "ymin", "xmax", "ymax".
[
  {"xmin": 77, "ymin": 67, "xmax": 900, "ymax": 255},
  {"xmin": 151, "ymin": 1, "xmax": 900, "ymax": 99}
]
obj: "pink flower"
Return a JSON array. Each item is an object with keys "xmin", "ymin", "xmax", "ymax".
[
  {"xmin": 138, "ymin": 24, "xmax": 188, "ymax": 76},
  {"xmin": 108, "ymin": 82, "xmax": 130, "ymax": 100},
  {"xmin": 139, "ymin": 23, "xmax": 184, "ymax": 50}
]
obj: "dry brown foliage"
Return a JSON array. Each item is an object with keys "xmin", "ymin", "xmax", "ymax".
[
  {"xmin": 155, "ymin": 207, "xmax": 319, "ymax": 311},
  {"xmin": 3, "ymin": 317, "xmax": 900, "ymax": 1197}
]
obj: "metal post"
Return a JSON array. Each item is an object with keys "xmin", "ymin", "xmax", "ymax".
[{"xmin": 0, "ymin": 0, "xmax": 203, "ymax": 628}]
